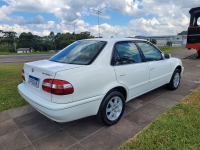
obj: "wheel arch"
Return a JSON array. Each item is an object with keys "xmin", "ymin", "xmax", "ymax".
[
  {"xmin": 169, "ymin": 58, "xmax": 183, "ymax": 75},
  {"xmin": 104, "ymin": 86, "xmax": 128, "ymax": 102},
  {"xmin": 175, "ymin": 65, "xmax": 182, "ymax": 73}
]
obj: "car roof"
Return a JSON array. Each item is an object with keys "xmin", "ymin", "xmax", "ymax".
[{"xmin": 82, "ymin": 38, "xmax": 147, "ymax": 42}]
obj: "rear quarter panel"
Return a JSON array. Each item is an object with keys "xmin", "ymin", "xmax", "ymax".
[{"xmin": 54, "ymin": 65, "xmax": 123, "ymax": 103}]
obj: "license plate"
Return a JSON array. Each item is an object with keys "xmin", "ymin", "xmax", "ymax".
[{"xmin": 28, "ymin": 75, "xmax": 39, "ymax": 88}]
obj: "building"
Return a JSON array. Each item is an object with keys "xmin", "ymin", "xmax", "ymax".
[
  {"xmin": 17, "ymin": 48, "xmax": 33, "ymax": 53},
  {"xmin": 135, "ymin": 35, "xmax": 187, "ymax": 46}
]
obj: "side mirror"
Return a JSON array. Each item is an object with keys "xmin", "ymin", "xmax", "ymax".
[{"xmin": 164, "ymin": 53, "xmax": 171, "ymax": 59}]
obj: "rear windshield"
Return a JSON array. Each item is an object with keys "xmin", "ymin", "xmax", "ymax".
[{"xmin": 49, "ymin": 40, "xmax": 106, "ymax": 65}]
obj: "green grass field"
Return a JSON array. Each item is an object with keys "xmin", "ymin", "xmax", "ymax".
[
  {"xmin": 118, "ymin": 87, "xmax": 200, "ymax": 150},
  {"xmin": 0, "ymin": 64, "xmax": 27, "ymax": 112},
  {"xmin": 159, "ymin": 46, "xmax": 185, "ymax": 54}
]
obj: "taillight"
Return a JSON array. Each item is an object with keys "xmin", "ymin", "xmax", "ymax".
[
  {"xmin": 22, "ymin": 69, "xmax": 25, "ymax": 81},
  {"xmin": 42, "ymin": 79, "xmax": 74, "ymax": 95}
]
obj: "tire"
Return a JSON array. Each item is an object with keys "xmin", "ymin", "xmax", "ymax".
[
  {"xmin": 97, "ymin": 91, "xmax": 125, "ymax": 126},
  {"xmin": 166, "ymin": 69, "xmax": 181, "ymax": 90}
]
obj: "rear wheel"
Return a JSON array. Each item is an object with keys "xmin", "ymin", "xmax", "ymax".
[
  {"xmin": 97, "ymin": 91, "xmax": 125, "ymax": 126},
  {"xmin": 166, "ymin": 69, "xmax": 180, "ymax": 90}
]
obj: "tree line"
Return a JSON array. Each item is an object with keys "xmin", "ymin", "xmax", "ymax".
[
  {"xmin": 0, "ymin": 30, "xmax": 188, "ymax": 52},
  {"xmin": 0, "ymin": 31, "xmax": 95, "ymax": 52}
]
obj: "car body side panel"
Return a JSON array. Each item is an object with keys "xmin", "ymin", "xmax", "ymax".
[
  {"xmin": 54, "ymin": 65, "xmax": 118, "ymax": 103},
  {"xmin": 114, "ymin": 63, "xmax": 149, "ymax": 100},
  {"xmin": 147, "ymin": 59, "xmax": 171, "ymax": 90},
  {"xmin": 169, "ymin": 57, "xmax": 184, "ymax": 75}
]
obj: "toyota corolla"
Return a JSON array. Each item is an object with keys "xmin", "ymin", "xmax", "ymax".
[{"xmin": 18, "ymin": 38, "xmax": 184, "ymax": 126}]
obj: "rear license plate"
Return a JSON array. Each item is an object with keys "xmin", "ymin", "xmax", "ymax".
[{"xmin": 28, "ymin": 75, "xmax": 39, "ymax": 88}]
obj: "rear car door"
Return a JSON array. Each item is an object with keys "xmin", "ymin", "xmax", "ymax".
[
  {"xmin": 136, "ymin": 42, "xmax": 171, "ymax": 90},
  {"xmin": 113, "ymin": 41, "xmax": 149, "ymax": 100}
]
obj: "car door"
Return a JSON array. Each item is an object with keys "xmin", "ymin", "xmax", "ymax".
[
  {"xmin": 136, "ymin": 42, "xmax": 171, "ymax": 90},
  {"xmin": 113, "ymin": 41, "xmax": 149, "ymax": 100}
]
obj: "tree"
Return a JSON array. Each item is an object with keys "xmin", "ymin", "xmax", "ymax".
[
  {"xmin": 48, "ymin": 31, "xmax": 56, "ymax": 50},
  {"xmin": 2, "ymin": 31, "xmax": 17, "ymax": 52},
  {"xmin": 178, "ymin": 31, "xmax": 187, "ymax": 35},
  {"xmin": 55, "ymin": 32, "xmax": 61, "ymax": 50},
  {"xmin": 166, "ymin": 41, "xmax": 172, "ymax": 47},
  {"xmin": 150, "ymin": 39, "xmax": 157, "ymax": 44},
  {"xmin": 18, "ymin": 32, "xmax": 35, "ymax": 48},
  {"xmin": 76, "ymin": 31, "xmax": 95, "ymax": 40},
  {"xmin": 0, "ymin": 30, "xmax": 97, "ymax": 52}
]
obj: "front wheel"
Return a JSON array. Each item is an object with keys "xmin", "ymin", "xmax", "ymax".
[
  {"xmin": 166, "ymin": 69, "xmax": 181, "ymax": 90},
  {"xmin": 97, "ymin": 91, "xmax": 125, "ymax": 126}
]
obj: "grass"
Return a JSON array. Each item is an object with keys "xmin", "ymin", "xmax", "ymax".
[
  {"xmin": 118, "ymin": 87, "xmax": 200, "ymax": 150},
  {"xmin": 0, "ymin": 64, "xmax": 27, "ymax": 112},
  {"xmin": 159, "ymin": 46, "xmax": 185, "ymax": 53}
]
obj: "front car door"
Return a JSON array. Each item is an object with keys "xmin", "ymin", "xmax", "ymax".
[
  {"xmin": 136, "ymin": 42, "xmax": 171, "ymax": 90},
  {"xmin": 113, "ymin": 41, "xmax": 149, "ymax": 100}
]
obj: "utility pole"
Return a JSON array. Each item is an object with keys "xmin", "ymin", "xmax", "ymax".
[
  {"xmin": 13, "ymin": 36, "xmax": 16, "ymax": 52},
  {"xmin": 91, "ymin": 7, "xmax": 106, "ymax": 38},
  {"xmin": 12, "ymin": 28, "xmax": 16, "ymax": 52},
  {"xmin": 74, "ymin": 22, "xmax": 76, "ymax": 41}
]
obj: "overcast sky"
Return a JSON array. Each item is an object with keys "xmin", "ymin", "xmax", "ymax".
[{"xmin": 0, "ymin": 0, "xmax": 199, "ymax": 38}]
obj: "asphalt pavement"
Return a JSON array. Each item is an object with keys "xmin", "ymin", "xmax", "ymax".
[{"xmin": 0, "ymin": 54, "xmax": 54, "ymax": 63}]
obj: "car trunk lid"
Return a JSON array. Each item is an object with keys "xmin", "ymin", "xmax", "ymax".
[{"xmin": 23, "ymin": 60, "xmax": 84, "ymax": 102}]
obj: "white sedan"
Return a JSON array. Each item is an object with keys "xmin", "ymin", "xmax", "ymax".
[{"xmin": 18, "ymin": 38, "xmax": 184, "ymax": 126}]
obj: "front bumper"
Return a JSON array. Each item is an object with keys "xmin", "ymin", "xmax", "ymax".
[{"xmin": 18, "ymin": 83, "xmax": 103, "ymax": 122}]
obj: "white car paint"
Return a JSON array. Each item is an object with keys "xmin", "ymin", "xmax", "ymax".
[
  {"xmin": 18, "ymin": 38, "xmax": 184, "ymax": 123},
  {"xmin": 114, "ymin": 63, "xmax": 149, "ymax": 99}
]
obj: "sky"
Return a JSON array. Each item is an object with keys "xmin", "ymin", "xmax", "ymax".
[{"xmin": 0, "ymin": 0, "xmax": 199, "ymax": 38}]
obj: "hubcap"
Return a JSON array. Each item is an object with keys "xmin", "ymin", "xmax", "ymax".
[
  {"xmin": 173, "ymin": 72, "xmax": 180, "ymax": 88},
  {"xmin": 106, "ymin": 96, "xmax": 123, "ymax": 121}
]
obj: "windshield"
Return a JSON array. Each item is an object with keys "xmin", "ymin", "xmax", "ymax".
[{"xmin": 49, "ymin": 40, "xmax": 106, "ymax": 65}]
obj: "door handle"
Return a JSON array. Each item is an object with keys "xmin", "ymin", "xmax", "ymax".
[
  {"xmin": 150, "ymin": 68, "xmax": 155, "ymax": 70},
  {"xmin": 120, "ymin": 74, "xmax": 126, "ymax": 76}
]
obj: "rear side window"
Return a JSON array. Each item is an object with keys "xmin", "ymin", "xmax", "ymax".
[
  {"xmin": 137, "ymin": 42, "xmax": 163, "ymax": 61},
  {"xmin": 49, "ymin": 40, "xmax": 106, "ymax": 65},
  {"xmin": 113, "ymin": 41, "xmax": 143, "ymax": 65}
]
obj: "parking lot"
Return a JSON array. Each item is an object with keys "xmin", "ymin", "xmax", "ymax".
[{"xmin": 0, "ymin": 49, "xmax": 200, "ymax": 150}]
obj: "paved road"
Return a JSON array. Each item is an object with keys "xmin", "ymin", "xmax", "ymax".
[{"xmin": 0, "ymin": 54, "xmax": 54, "ymax": 63}]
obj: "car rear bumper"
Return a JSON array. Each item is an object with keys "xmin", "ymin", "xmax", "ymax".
[{"xmin": 18, "ymin": 83, "xmax": 103, "ymax": 122}]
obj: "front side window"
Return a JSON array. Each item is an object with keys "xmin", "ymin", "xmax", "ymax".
[
  {"xmin": 49, "ymin": 40, "xmax": 106, "ymax": 65},
  {"xmin": 113, "ymin": 41, "xmax": 143, "ymax": 65},
  {"xmin": 137, "ymin": 42, "xmax": 163, "ymax": 61}
]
